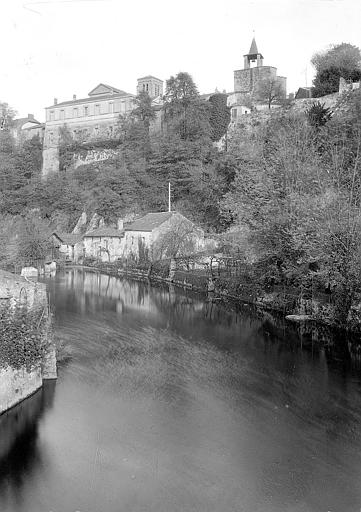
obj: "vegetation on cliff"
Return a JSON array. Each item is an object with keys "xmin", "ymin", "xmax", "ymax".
[
  {"xmin": 312, "ymin": 43, "xmax": 361, "ymax": 97},
  {"xmin": 1, "ymin": 58, "xmax": 361, "ymax": 326}
]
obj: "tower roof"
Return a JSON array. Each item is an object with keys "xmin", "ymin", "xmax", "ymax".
[
  {"xmin": 249, "ymin": 37, "xmax": 258, "ymax": 55},
  {"xmin": 244, "ymin": 37, "xmax": 263, "ymax": 59}
]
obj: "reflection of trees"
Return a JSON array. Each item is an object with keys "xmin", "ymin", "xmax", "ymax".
[{"xmin": 0, "ymin": 381, "xmax": 56, "ymax": 498}]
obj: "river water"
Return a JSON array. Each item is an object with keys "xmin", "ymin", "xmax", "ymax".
[{"xmin": 1, "ymin": 268, "xmax": 361, "ymax": 512}]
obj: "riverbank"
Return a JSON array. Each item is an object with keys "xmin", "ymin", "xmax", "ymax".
[
  {"xmin": 0, "ymin": 270, "xmax": 57, "ymax": 415},
  {"xmin": 71, "ymin": 262, "xmax": 345, "ymax": 329}
]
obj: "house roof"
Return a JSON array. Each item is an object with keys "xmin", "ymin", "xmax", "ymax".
[
  {"xmin": 245, "ymin": 37, "xmax": 263, "ymax": 58},
  {"xmin": 88, "ymin": 83, "xmax": 125, "ymax": 96},
  {"xmin": 83, "ymin": 227, "xmax": 124, "ymax": 238},
  {"xmin": 52, "ymin": 232, "xmax": 82, "ymax": 245},
  {"xmin": 13, "ymin": 117, "xmax": 41, "ymax": 128},
  {"xmin": 138, "ymin": 75, "xmax": 163, "ymax": 81},
  {"xmin": 126, "ymin": 212, "xmax": 174, "ymax": 232},
  {"xmin": 46, "ymin": 91, "xmax": 134, "ymax": 109}
]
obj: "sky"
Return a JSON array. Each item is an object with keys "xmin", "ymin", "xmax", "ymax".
[{"xmin": 1, "ymin": 0, "xmax": 360, "ymax": 121}]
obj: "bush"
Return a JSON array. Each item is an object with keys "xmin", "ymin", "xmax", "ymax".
[
  {"xmin": 82, "ymin": 256, "xmax": 98, "ymax": 266},
  {"xmin": 0, "ymin": 305, "xmax": 47, "ymax": 371}
]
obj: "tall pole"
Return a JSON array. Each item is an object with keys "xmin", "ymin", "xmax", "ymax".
[{"xmin": 168, "ymin": 182, "xmax": 171, "ymax": 212}]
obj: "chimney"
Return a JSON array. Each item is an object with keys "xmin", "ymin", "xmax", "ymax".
[
  {"xmin": 28, "ymin": 114, "xmax": 34, "ymax": 120},
  {"xmin": 54, "ymin": 98, "xmax": 58, "ymax": 105},
  {"xmin": 73, "ymin": 94, "xmax": 76, "ymax": 100},
  {"xmin": 117, "ymin": 219, "xmax": 124, "ymax": 231}
]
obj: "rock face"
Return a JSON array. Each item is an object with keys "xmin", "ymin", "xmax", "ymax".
[{"xmin": 72, "ymin": 212, "xmax": 87, "ymax": 234}]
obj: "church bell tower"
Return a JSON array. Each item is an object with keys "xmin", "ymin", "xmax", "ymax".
[{"xmin": 243, "ymin": 37, "xmax": 264, "ymax": 69}]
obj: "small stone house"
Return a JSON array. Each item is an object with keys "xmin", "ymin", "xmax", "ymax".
[
  {"xmin": 123, "ymin": 211, "xmax": 204, "ymax": 261},
  {"xmin": 51, "ymin": 232, "xmax": 83, "ymax": 262},
  {"xmin": 82, "ymin": 227, "xmax": 125, "ymax": 262}
]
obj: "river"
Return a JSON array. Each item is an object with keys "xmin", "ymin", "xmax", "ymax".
[{"xmin": 1, "ymin": 268, "xmax": 361, "ymax": 512}]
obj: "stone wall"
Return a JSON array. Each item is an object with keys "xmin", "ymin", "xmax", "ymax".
[
  {"xmin": 83, "ymin": 235, "xmax": 125, "ymax": 262},
  {"xmin": 0, "ymin": 367, "xmax": 42, "ymax": 414},
  {"xmin": 42, "ymin": 147, "xmax": 59, "ymax": 176},
  {"xmin": 0, "ymin": 270, "xmax": 57, "ymax": 415},
  {"xmin": 234, "ymin": 66, "xmax": 277, "ymax": 94},
  {"xmin": 0, "ymin": 269, "xmax": 48, "ymax": 309}
]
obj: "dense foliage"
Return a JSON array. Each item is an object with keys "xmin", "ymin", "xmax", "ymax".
[
  {"xmin": 312, "ymin": 43, "xmax": 361, "ymax": 97},
  {"xmin": 0, "ymin": 305, "xmax": 47, "ymax": 371},
  {"xmin": 2, "ymin": 61, "xmax": 361, "ymax": 326}
]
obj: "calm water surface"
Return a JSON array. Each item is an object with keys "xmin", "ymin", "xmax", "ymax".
[{"xmin": 1, "ymin": 269, "xmax": 361, "ymax": 512}]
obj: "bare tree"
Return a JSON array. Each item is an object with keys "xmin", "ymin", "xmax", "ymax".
[
  {"xmin": 152, "ymin": 219, "xmax": 200, "ymax": 262},
  {"xmin": 255, "ymin": 77, "xmax": 285, "ymax": 109}
]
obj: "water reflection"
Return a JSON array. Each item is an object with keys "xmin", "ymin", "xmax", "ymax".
[
  {"xmin": 1, "ymin": 269, "xmax": 361, "ymax": 512},
  {"xmin": 0, "ymin": 381, "xmax": 56, "ymax": 509}
]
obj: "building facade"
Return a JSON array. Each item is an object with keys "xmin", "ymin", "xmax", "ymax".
[
  {"xmin": 11, "ymin": 114, "xmax": 44, "ymax": 145},
  {"xmin": 42, "ymin": 77, "xmax": 164, "ymax": 176},
  {"xmin": 62, "ymin": 211, "xmax": 205, "ymax": 263}
]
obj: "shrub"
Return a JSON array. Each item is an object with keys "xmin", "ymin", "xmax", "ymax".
[{"xmin": 0, "ymin": 305, "xmax": 47, "ymax": 371}]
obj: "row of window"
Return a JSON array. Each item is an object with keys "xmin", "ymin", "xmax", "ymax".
[{"xmin": 48, "ymin": 100, "xmax": 132, "ymax": 121}]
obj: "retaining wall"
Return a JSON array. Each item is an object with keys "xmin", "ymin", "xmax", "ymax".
[
  {"xmin": 0, "ymin": 367, "xmax": 42, "ymax": 414},
  {"xmin": 0, "ymin": 270, "xmax": 57, "ymax": 415}
]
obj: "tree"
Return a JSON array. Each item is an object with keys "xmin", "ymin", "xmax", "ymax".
[
  {"xmin": 163, "ymin": 72, "xmax": 211, "ymax": 140},
  {"xmin": 208, "ymin": 93, "xmax": 230, "ymax": 142},
  {"xmin": 16, "ymin": 213, "xmax": 53, "ymax": 264},
  {"xmin": 312, "ymin": 43, "xmax": 361, "ymax": 97},
  {"xmin": 255, "ymin": 77, "xmax": 285, "ymax": 109},
  {"xmin": 132, "ymin": 91, "xmax": 156, "ymax": 131},
  {"xmin": 0, "ymin": 102, "xmax": 16, "ymax": 132},
  {"xmin": 152, "ymin": 218, "xmax": 199, "ymax": 261}
]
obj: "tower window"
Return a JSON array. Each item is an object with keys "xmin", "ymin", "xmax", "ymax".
[{"xmin": 146, "ymin": 83, "xmax": 149, "ymax": 92}]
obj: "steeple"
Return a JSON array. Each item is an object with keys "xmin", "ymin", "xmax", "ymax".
[
  {"xmin": 243, "ymin": 37, "xmax": 264, "ymax": 69},
  {"xmin": 248, "ymin": 37, "xmax": 259, "ymax": 56}
]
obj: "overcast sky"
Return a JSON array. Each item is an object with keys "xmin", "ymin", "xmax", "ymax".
[{"xmin": 1, "ymin": 0, "xmax": 360, "ymax": 121}]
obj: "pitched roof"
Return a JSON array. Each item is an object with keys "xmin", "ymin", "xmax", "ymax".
[
  {"xmin": 46, "ymin": 91, "xmax": 134, "ymax": 109},
  {"xmin": 13, "ymin": 117, "xmax": 41, "ymax": 128},
  {"xmin": 83, "ymin": 227, "xmax": 124, "ymax": 238},
  {"xmin": 88, "ymin": 83, "xmax": 125, "ymax": 96},
  {"xmin": 248, "ymin": 37, "xmax": 259, "ymax": 55},
  {"xmin": 53, "ymin": 232, "xmax": 82, "ymax": 245},
  {"xmin": 137, "ymin": 75, "xmax": 163, "ymax": 81},
  {"xmin": 126, "ymin": 212, "xmax": 174, "ymax": 232}
]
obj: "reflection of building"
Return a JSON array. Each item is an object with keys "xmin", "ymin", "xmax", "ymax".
[{"xmin": 228, "ymin": 37, "xmax": 287, "ymax": 120}]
